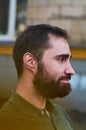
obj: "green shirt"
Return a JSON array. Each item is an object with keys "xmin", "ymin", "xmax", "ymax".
[{"xmin": 0, "ymin": 92, "xmax": 74, "ymax": 130}]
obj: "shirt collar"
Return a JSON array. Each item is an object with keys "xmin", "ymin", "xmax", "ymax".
[{"xmin": 9, "ymin": 91, "xmax": 55, "ymax": 117}]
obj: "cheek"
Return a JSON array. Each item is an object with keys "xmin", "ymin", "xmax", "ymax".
[{"xmin": 43, "ymin": 61, "xmax": 63, "ymax": 80}]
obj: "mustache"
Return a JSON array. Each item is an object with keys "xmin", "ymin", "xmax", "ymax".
[{"xmin": 59, "ymin": 75, "xmax": 71, "ymax": 81}]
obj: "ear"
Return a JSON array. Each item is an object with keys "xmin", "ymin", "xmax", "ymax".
[{"xmin": 23, "ymin": 52, "xmax": 37, "ymax": 73}]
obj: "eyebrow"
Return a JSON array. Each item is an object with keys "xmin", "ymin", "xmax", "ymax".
[{"xmin": 54, "ymin": 54, "xmax": 72, "ymax": 59}]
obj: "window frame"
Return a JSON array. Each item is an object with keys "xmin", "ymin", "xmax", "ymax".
[{"xmin": 0, "ymin": 0, "xmax": 16, "ymax": 42}]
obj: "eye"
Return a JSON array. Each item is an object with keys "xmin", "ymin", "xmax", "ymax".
[
  {"xmin": 53, "ymin": 54, "xmax": 71, "ymax": 64},
  {"xmin": 58, "ymin": 57, "xmax": 66, "ymax": 63}
]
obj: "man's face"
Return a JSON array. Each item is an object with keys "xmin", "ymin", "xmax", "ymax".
[{"xmin": 34, "ymin": 36, "xmax": 75, "ymax": 99}]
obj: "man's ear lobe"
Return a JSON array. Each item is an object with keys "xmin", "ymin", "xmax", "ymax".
[{"xmin": 23, "ymin": 52, "xmax": 37, "ymax": 71}]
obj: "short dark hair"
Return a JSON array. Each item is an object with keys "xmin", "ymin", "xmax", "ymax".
[{"xmin": 13, "ymin": 24, "xmax": 70, "ymax": 78}]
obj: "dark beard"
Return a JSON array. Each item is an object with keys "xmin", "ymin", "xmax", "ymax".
[{"xmin": 33, "ymin": 63, "xmax": 71, "ymax": 99}]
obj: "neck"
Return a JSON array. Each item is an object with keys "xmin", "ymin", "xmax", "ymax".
[{"xmin": 16, "ymin": 78, "xmax": 46, "ymax": 109}]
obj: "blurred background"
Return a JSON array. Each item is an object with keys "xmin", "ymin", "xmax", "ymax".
[{"xmin": 0, "ymin": 0, "xmax": 86, "ymax": 130}]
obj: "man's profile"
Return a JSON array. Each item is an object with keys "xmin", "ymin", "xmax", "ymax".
[{"xmin": 0, "ymin": 24, "xmax": 75, "ymax": 130}]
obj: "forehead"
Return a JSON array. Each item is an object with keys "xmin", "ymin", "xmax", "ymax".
[{"xmin": 44, "ymin": 36, "xmax": 71, "ymax": 56}]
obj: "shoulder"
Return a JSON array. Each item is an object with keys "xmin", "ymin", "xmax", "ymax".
[
  {"xmin": 0, "ymin": 96, "xmax": 20, "ymax": 120},
  {"xmin": 0, "ymin": 101, "xmax": 14, "ymax": 119}
]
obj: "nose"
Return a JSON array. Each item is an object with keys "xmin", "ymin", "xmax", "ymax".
[{"xmin": 65, "ymin": 62, "xmax": 75, "ymax": 75}]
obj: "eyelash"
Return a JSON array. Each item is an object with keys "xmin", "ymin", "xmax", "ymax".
[{"xmin": 57, "ymin": 58, "xmax": 67, "ymax": 63}]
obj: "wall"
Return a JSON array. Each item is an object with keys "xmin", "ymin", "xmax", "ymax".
[{"xmin": 27, "ymin": 0, "xmax": 86, "ymax": 47}]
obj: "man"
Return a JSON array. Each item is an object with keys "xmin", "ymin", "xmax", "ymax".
[{"xmin": 0, "ymin": 24, "xmax": 75, "ymax": 130}]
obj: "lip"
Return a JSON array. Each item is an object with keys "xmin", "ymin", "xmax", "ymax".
[{"xmin": 60, "ymin": 79, "xmax": 70, "ymax": 83}]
